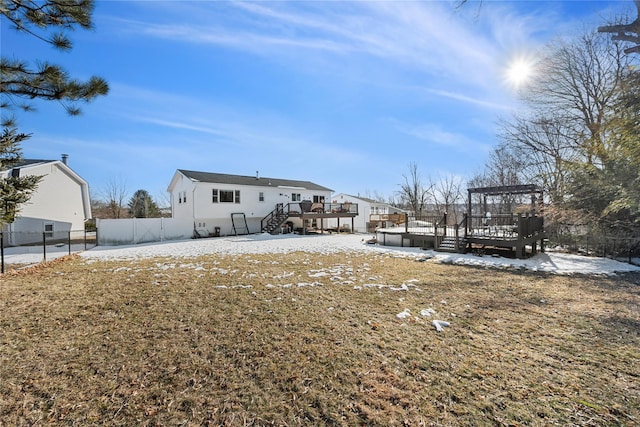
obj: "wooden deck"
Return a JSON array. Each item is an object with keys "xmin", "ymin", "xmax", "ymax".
[
  {"xmin": 261, "ymin": 202, "xmax": 358, "ymax": 234},
  {"xmin": 376, "ymin": 213, "xmax": 545, "ymax": 258}
]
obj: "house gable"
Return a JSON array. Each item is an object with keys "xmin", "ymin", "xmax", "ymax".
[{"xmin": 1, "ymin": 158, "xmax": 92, "ymax": 231}]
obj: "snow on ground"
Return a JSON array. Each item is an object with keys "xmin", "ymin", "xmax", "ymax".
[
  {"xmin": 75, "ymin": 233, "xmax": 639, "ymax": 275},
  {"xmin": 2, "ymin": 243, "xmax": 88, "ymax": 266},
  {"xmin": 4, "ymin": 233, "xmax": 639, "ymax": 275}
]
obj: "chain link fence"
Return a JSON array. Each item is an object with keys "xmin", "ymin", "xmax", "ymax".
[{"xmin": 1, "ymin": 230, "xmax": 97, "ymax": 273}]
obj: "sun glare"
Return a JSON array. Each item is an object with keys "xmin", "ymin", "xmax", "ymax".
[{"xmin": 505, "ymin": 56, "xmax": 536, "ymax": 89}]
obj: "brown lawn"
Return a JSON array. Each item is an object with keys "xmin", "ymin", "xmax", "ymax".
[{"xmin": 1, "ymin": 253, "xmax": 639, "ymax": 426}]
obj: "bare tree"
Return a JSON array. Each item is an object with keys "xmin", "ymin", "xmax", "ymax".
[
  {"xmin": 598, "ymin": 0, "xmax": 640, "ymax": 55},
  {"xmin": 429, "ymin": 174, "xmax": 464, "ymax": 223},
  {"xmin": 470, "ymin": 145, "xmax": 531, "ymax": 214},
  {"xmin": 498, "ymin": 116, "xmax": 578, "ymax": 204},
  {"xmin": 398, "ymin": 162, "xmax": 432, "ymax": 218},
  {"xmin": 499, "ymin": 30, "xmax": 631, "ymax": 201},
  {"xmin": 102, "ymin": 177, "xmax": 129, "ymax": 219}
]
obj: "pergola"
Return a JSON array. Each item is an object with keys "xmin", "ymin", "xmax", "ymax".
[{"xmin": 467, "ymin": 184, "xmax": 543, "ymax": 220}]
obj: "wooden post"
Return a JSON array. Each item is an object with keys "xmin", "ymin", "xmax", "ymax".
[
  {"xmin": 467, "ymin": 189, "xmax": 472, "ymax": 234},
  {"xmin": 443, "ymin": 212, "xmax": 447, "ymax": 236},
  {"xmin": 483, "ymin": 195, "xmax": 487, "ymax": 217},
  {"xmin": 455, "ymin": 223, "xmax": 459, "ymax": 252},
  {"xmin": 1, "ymin": 232, "xmax": 4, "ymax": 274},
  {"xmin": 463, "ymin": 213, "xmax": 468, "ymax": 239},
  {"xmin": 516, "ymin": 213, "xmax": 523, "ymax": 259}
]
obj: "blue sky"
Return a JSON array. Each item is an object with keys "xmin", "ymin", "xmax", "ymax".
[{"xmin": 2, "ymin": 0, "xmax": 631, "ymax": 204}]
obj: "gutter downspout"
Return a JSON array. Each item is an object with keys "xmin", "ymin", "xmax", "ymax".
[{"xmin": 192, "ymin": 186, "xmax": 197, "ymax": 223}]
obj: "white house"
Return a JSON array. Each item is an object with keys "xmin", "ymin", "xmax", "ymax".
[
  {"xmin": 1, "ymin": 156, "xmax": 91, "ymax": 245},
  {"xmin": 327, "ymin": 194, "xmax": 408, "ymax": 233},
  {"xmin": 168, "ymin": 169, "xmax": 351, "ymax": 236}
]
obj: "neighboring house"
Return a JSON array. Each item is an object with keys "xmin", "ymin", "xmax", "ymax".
[
  {"xmin": 1, "ymin": 156, "xmax": 91, "ymax": 245},
  {"xmin": 168, "ymin": 169, "xmax": 352, "ymax": 236},
  {"xmin": 327, "ymin": 194, "xmax": 408, "ymax": 233}
]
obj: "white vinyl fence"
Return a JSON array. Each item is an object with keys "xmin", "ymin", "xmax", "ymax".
[{"xmin": 97, "ymin": 218, "xmax": 194, "ymax": 246}]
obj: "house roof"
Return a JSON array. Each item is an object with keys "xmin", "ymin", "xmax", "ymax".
[
  {"xmin": 1, "ymin": 159, "xmax": 53, "ymax": 171},
  {"xmin": 176, "ymin": 169, "xmax": 333, "ymax": 192},
  {"xmin": 340, "ymin": 194, "xmax": 378, "ymax": 204},
  {"xmin": 334, "ymin": 193, "xmax": 408, "ymax": 211}
]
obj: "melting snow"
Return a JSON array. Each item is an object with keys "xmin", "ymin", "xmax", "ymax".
[{"xmin": 3, "ymin": 232, "xmax": 638, "ymax": 275}]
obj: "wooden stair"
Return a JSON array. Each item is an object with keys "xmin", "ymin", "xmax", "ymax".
[
  {"xmin": 261, "ymin": 212, "xmax": 289, "ymax": 234},
  {"xmin": 436, "ymin": 235, "xmax": 467, "ymax": 253}
]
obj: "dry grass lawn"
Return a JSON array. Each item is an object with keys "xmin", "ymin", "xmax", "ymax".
[{"xmin": 1, "ymin": 252, "xmax": 639, "ymax": 426}]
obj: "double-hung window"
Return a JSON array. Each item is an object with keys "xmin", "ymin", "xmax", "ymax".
[{"xmin": 178, "ymin": 191, "xmax": 187, "ymax": 204}]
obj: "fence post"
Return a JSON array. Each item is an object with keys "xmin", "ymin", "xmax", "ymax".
[
  {"xmin": 84, "ymin": 229, "xmax": 87, "ymax": 250},
  {"xmin": 1, "ymin": 232, "xmax": 4, "ymax": 274},
  {"xmin": 68, "ymin": 230, "xmax": 72, "ymax": 256},
  {"xmin": 43, "ymin": 231, "xmax": 47, "ymax": 262}
]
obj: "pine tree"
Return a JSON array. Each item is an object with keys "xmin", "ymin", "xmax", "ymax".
[
  {"xmin": 0, "ymin": 127, "xmax": 40, "ymax": 223},
  {"xmin": 0, "ymin": 0, "xmax": 108, "ymax": 225},
  {"xmin": 128, "ymin": 190, "xmax": 161, "ymax": 218}
]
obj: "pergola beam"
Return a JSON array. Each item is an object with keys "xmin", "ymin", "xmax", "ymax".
[
  {"xmin": 467, "ymin": 184, "xmax": 543, "ymax": 225},
  {"xmin": 467, "ymin": 184, "xmax": 542, "ymax": 197}
]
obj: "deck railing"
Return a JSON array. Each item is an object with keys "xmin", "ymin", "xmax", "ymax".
[
  {"xmin": 432, "ymin": 213, "xmax": 467, "ymax": 250},
  {"xmin": 370, "ymin": 213, "xmax": 406, "ymax": 223},
  {"xmin": 285, "ymin": 202, "xmax": 358, "ymax": 215},
  {"xmin": 261, "ymin": 202, "xmax": 359, "ymax": 231},
  {"xmin": 260, "ymin": 203, "xmax": 286, "ymax": 232},
  {"xmin": 467, "ymin": 213, "xmax": 543, "ymax": 239}
]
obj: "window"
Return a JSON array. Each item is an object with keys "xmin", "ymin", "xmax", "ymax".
[
  {"xmin": 220, "ymin": 190, "xmax": 234, "ymax": 203},
  {"xmin": 313, "ymin": 195, "xmax": 325, "ymax": 203},
  {"xmin": 183, "ymin": 191, "xmax": 187, "ymax": 203},
  {"xmin": 292, "ymin": 193, "xmax": 301, "ymax": 202},
  {"xmin": 259, "ymin": 192, "xmax": 264, "ymax": 202},
  {"xmin": 44, "ymin": 223, "xmax": 54, "ymax": 237},
  {"xmin": 213, "ymin": 189, "xmax": 240, "ymax": 203}
]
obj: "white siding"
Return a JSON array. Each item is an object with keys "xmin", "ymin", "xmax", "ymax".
[
  {"xmin": 327, "ymin": 194, "xmax": 369, "ymax": 233},
  {"xmin": 169, "ymin": 171, "xmax": 332, "ymax": 235},
  {"xmin": 7, "ymin": 162, "xmax": 89, "ymax": 231}
]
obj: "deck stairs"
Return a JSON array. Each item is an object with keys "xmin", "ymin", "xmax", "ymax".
[
  {"xmin": 436, "ymin": 235, "xmax": 467, "ymax": 253},
  {"xmin": 261, "ymin": 211, "xmax": 289, "ymax": 234}
]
